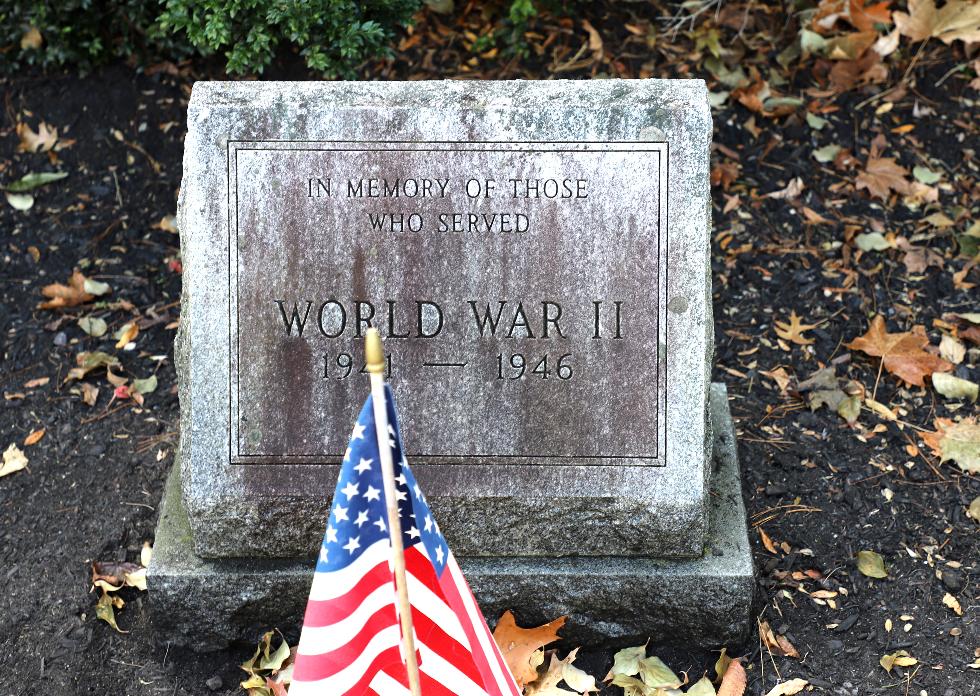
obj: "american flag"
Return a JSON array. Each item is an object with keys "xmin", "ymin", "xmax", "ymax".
[{"xmin": 289, "ymin": 385, "xmax": 521, "ymax": 696}]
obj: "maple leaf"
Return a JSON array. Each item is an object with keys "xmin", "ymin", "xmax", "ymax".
[
  {"xmin": 16, "ymin": 121, "xmax": 59, "ymax": 153},
  {"xmin": 525, "ymin": 649, "xmax": 598, "ymax": 695},
  {"xmin": 492, "ymin": 611, "xmax": 566, "ymax": 688},
  {"xmin": 845, "ymin": 316, "xmax": 953, "ymax": 387},
  {"xmin": 774, "ymin": 311, "xmax": 820, "ymax": 345},
  {"xmin": 894, "ymin": 0, "xmax": 980, "ymax": 44},
  {"xmin": 856, "ymin": 155, "xmax": 911, "ymax": 199}
]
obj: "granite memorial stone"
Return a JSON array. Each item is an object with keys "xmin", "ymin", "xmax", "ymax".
[{"xmin": 149, "ymin": 80, "xmax": 753, "ymax": 649}]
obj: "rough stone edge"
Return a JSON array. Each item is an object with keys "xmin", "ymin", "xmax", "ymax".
[{"xmin": 148, "ymin": 383, "xmax": 752, "ymax": 651}]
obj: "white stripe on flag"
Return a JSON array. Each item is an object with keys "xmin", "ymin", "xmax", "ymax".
[
  {"xmin": 418, "ymin": 641, "xmax": 491, "ymax": 696},
  {"xmin": 369, "ymin": 670, "xmax": 413, "ymax": 696},
  {"xmin": 446, "ymin": 555, "xmax": 520, "ymax": 695},
  {"xmin": 405, "ymin": 570, "xmax": 471, "ymax": 648},
  {"xmin": 308, "ymin": 540, "xmax": 391, "ymax": 601},
  {"xmin": 296, "ymin": 583, "xmax": 396, "ymax": 655},
  {"xmin": 289, "ymin": 624, "xmax": 401, "ymax": 694}
]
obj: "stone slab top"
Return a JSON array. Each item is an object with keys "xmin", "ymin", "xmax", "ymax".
[{"xmin": 177, "ymin": 79, "xmax": 713, "ymax": 559}]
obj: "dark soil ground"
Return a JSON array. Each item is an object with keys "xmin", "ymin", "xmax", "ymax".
[{"xmin": 1, "ymin": 6, "xmax": 978, "ymax": 696}]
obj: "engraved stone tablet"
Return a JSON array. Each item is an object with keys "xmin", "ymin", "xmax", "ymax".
[
  {"xmin": 175, "ymin": 80, "xmax": 713, "ymax": 560},
  {"xmin": 230, "ymin": 141, "xmax": 666, "ymax": 465}
]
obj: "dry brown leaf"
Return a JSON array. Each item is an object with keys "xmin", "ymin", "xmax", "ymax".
[
  {"xmin": 856, "ymin": 155, "xmax": 911, "ymax": 199},
  {"xmin": 759, "ymin": 527, "xmax": 779, "ymax": 554},
  {"xmin": 20, "ymin": 27, "xmax": 43, "ymax": 50},
  {"xmin": 23, "ymin": 429, "xmax": 45, "ymax": 446},
  {"xmin": 717, "ymin": 657, "xmax": 747, "ymax": 696},
  {"xmin": 774, "ymin": 311, "xmax": 820, "ymax": 345},
  {"xmin": 81, "ymin": 383, "xmax": 100, "ymax": 406},
  {"xmin": 39, "ymin": 270, "xmax": 95, "ymax": 310},
  {"xmin": 493, "ymin": 611, "xmax": 566, "ymax": 688},
  {"xmin": 759, "ymin": 620, "xmax": 800, "ymax": 659},
  {"xmin": 114, "ymin": 322, "xmax": 139, "ymax": 349},
  {"xmin": 942, "ymin": 592, "xmax": 963, "ymax": 616},
  {"xmin": 894, "ymin": 0, "xmax": 980, "ymax": 44},
  {"xmin": 846, "ymin": 316, "xmax": 953, "ymax": 387},
  {"xmin": 16, "ymin": 121, "xmax": 59, "ymax": 153}
]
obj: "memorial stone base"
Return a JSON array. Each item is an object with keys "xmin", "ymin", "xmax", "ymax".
[{"xmin": 148, "ymin": 383, "xmax": 753, "ymax": 651}]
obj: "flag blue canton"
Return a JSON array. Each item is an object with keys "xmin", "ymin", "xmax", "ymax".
[{"xmin": 316, "ymin": 385, "xmax": 449, "ymax": 576}]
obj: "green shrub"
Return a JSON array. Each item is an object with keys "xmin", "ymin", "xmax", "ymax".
[
  {"xmin": 0, "ymin": 0, "xmax": 171, "ymax": 73},
  {"xmin": 157, "ymin": 0, "xmax": 421, "ymax": 77},
  {"xmin": 0, "ymin": 0, "xmax": 422, "ymax": 76}
]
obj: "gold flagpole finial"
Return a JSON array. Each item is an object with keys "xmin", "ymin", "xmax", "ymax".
[{"xmin": 365, "ymin": 327, "xmax": 386, "ymax": 375}]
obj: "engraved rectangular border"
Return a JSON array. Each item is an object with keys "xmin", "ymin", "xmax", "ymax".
[{"xmin": 227, "ymin": 140, "xmax": 668, "ymax": 466}]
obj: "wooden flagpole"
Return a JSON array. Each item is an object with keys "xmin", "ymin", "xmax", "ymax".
[{"xmin": 365, "ymin": 328, "xmax": 423, "ymax": 696}]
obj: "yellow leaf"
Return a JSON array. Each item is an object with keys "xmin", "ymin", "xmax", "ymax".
[
  {"xmin": 942, "ymin": 592, "xmax": 963, "ymax": 616},
  {"xmin": 880, "ymin": 650, "xmax": 917, "ymax": 672},
  {"xmin": 857, "ymin": 550, "xmax": 888, "ymax": 578}
]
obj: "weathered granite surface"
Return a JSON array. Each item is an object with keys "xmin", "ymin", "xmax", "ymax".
[
  {"xmin": 149, "ymin": 384, "xmax": 752, "ymax": 651},
  {"xmin": 176, "ymin": 80, "xmax": 713, "ymax": 560}
]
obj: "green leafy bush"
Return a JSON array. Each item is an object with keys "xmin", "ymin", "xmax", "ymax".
[
  {"xmin": 0, "ymin": 0, "xmax": 171, "ymax": 73},
  {"xmin": 156, "ymin": 0, "xmax": 423, "ymax": 77},
  {"xmin": 1, "ymin": 0, "xmax": 421, "ymax": 76}
]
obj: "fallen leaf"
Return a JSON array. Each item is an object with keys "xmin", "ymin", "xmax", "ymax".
[
  {"xmin": 5, "ymin": 192, "xmax": 34, "ymax": 210},
  {"xmin": 942, "ymin": 592, "xmax": 963, "ymax": 616},
  {"xmin": 935, "ymin": 418, "xmax": 980, "ymax": 473},
  {"xmin": 774, "ymin": 311, "xmax": 820, "ymax": 345},
  {"xmin": 241, "ymin": 630, "xmax": 292, "ymax": 691},
  {"xmin": 23, "ymin": 429, "xmax": 45, "ymax": 446},
  {"xmin": 95, "ymin": 590, "xmax": 126, "ymax": 633},
  {"xmin": 4, "ymin": 171, "xmax": 68, "ymax": 192},
  {"xmin": 39, "ymin": 270, "xmax": 96, "ymax": 310},
  {"xmin": 857, "ymin": 550, "xmax": 888, "ymax": 578},
  {"xmin": 856, "ymin": 155, "xmax": 910, "ymax": 200},
  {"xmin": 880, "ymin": 649, "xmax": 917, "ymax": 672},
  {"xmin": 132, "ymin": 375, "xmax": 158, "ymax": 395},
  {"xmin": 968, "ymin": 496, "xmax": 980, "ymax": 521},
  {"xmin": 139, "ymin": 542, "xmax": 153, "ymax": 568},
  {"xmin": 766, "ymin": 177, "xmax": 805, "ymax": 200},
  {"xmin": 65, "ymin": 351, "xmax": 121, "ymax": 383},
  {"xmin": 856, "ymin": 232, "xmax": 893, "ymax": 251},
  {"xmin": 932, "ymin": 373, "xmax": 978, "ymax": 402},
  {"xmin": 114, "ymin": 322, "xmax": 139, "ymax": 349},
  {"xmin": 939, "ymin": 334, "xmax": 966, "ymax": 364},
  {"xmin": 638, "ymin": 656, "xmax": 683, "ymax": 689},
  {"xmin": 688, "ymin": 677, "xmax": 718, "ymax": 696},
  {"xmin": 759, "ymin": 527, "xmax": 779, "ymax": 554},
  {"xmin": 80, "ymin": 383, "xmax": 100, "ymax": 406},
  {"xmin": 759, "ymin": 620, "xmax": 800, "ymax": 658},
  {"xmin": 764, "ymin": 678, "xmax": 809, "ymax": 696},
  {"xmin": 23, "ymin": 377, "xmax": 49, "ymax": 389},
  {"xmin": 16, "ymin": 121, "xmax": 59, "ymax": 153},
  {"xmin": 1, "ymin": 444, "xmax": 29, "ymax": 478},
  {"xmin": 605, "ymin": 644, "xmax": 647, "ymax": 681},
  {"xmin": 493, "ymin": 611, "xmax": 566, "ymax": 688},
  {"xmin": 78, "ymin": 316, "xmax": 108, "ymax": 337},
  {"xmin": 717, "ymin": 658, "xmax": 746, "ymax": 696},
  {"xmin": 894, "ymin": 0, "xmax": 980, "ymax": 44},
  {"xmin": 846, "ymin": 316, "xmax": 954, "ymax": 387},
  {"xmin": 526, "ymin": 648, "xmax": 598, "ymax": 695},
  {"xmin": 154, "ymin": 214, "xmax": 179, "ymax": 233}
]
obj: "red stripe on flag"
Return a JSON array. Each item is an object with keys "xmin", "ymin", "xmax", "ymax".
[
  {"xmin": 441, "ymin": 556, "xmax": 521, "ymax": 695},
  {"xmin": 292, "ymin": 605, "xmax": 399, "ymax": 682},
  {"xmin": 411, "ymin": 607, "xmax": 486, "ymax": 687},
  {"xmin": 301, "ymin": 561, "xmax": 393, "ymax": 627}
]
